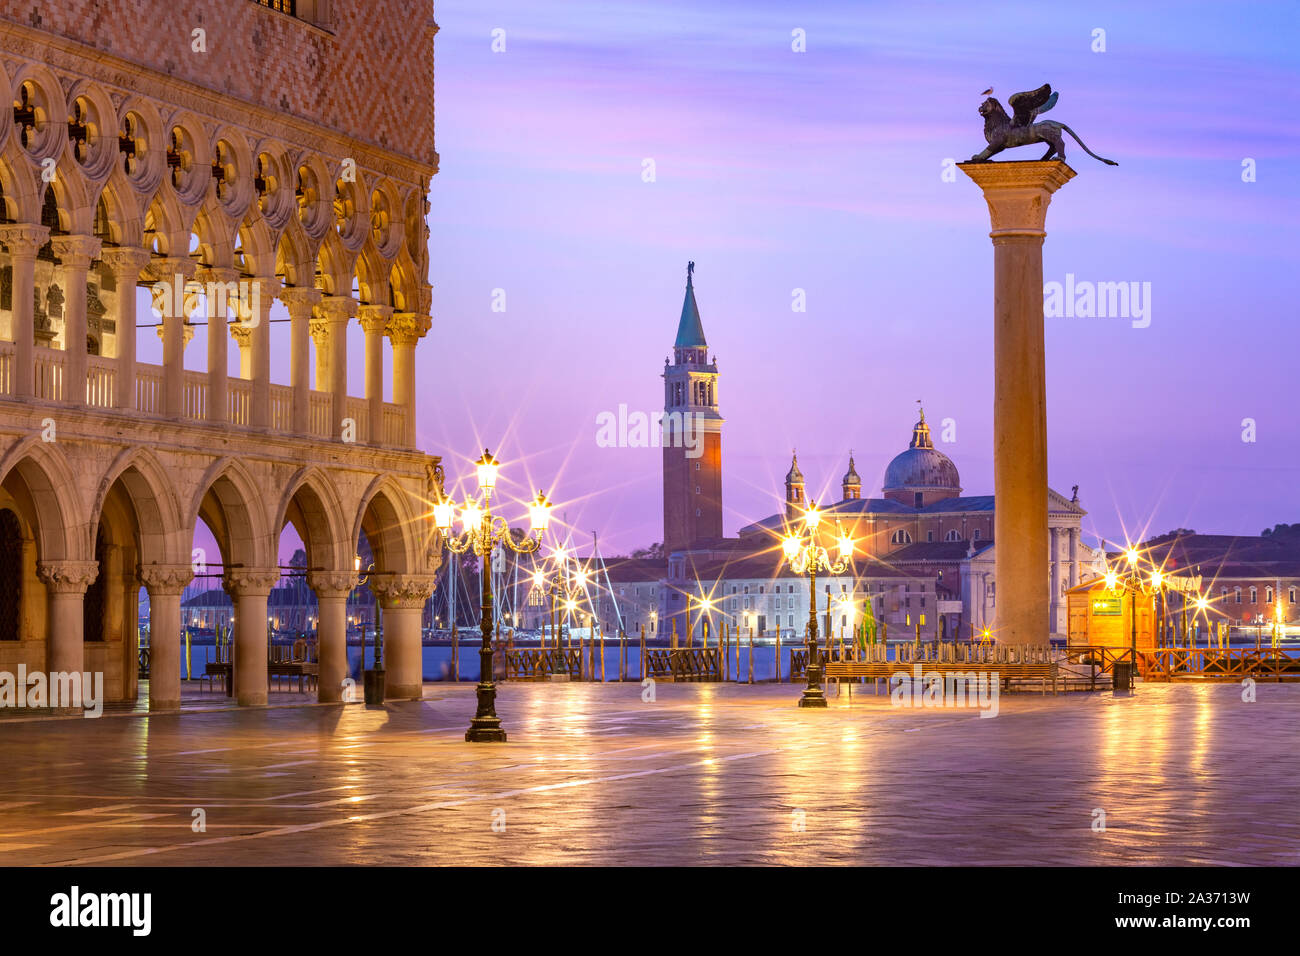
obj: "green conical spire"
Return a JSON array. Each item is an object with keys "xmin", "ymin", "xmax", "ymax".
[{"xmin": 674, "ymin": 261, "xmax": 707, "ymax": 349}]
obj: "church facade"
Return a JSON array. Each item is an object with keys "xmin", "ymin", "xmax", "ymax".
[{"xmin": 640, "ymin": 263, "xmax": 1098, "ymax": 644}]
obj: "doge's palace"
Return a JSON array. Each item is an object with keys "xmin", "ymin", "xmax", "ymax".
[{"xmin": 0, "ymin": 0, "xmax": 444, "ymax": 709}]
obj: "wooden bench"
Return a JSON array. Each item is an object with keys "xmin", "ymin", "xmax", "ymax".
[{"xmin": 824, "ymin": 659, "xmax": 1059, "ymax": 695}]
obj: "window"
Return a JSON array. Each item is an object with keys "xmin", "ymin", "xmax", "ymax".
[
  {"xmin": 945, "ymin": 529, "xmax": 962, "ymax": 542},
  {"xmin": 1235, "ymin": 588, "xmax": 1242, "ymax": 604},
  {"xmin": 1266, "ymin": 586, "xmax": 1274, "ymax": 604},
  {"xmin": 891, "ymin": 529, "xmax": 912, "ymax": 545},
  {"xmin": 1291, "ymin": 588, "xmax": 1296, "ymax": 604},
  {"xmin": 1249, "ymin": 587, "xmax": 1257, "ymax": 604},
  {"xmin": 788, "ymin": 615, "xmax": 794, "ymax": 627},
  {"xmin": 914, "ymin": 492, "xmax": 923, "ymax": 508},
  {"xmin": 973, "ymin": 529, "xmax": 982, "ymax": 540}
]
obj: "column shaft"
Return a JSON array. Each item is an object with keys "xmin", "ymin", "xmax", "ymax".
[
  {"xmin": 50, "ymin": 236, "xmax": 101, "ymax": 405},
  {"xmin": 281, "ymin": 288, "xmax": 320, "ymax": 435},
  {"xmin": 148, "ymin": 590, "xmax": 183, "ymax": 709},
  {"xmin": 0, "ymin": 225, "xmax": 48, "ymax": 399},
  {"xmin": 360, "ymin": 306, "xmax": 391, "ymax": 444},
  {"xmin": 100, "ymin": 249, "xmax": 150, "ymax": 410},
  {"xmin": 317, "ymin": 592, "xmax": 349, "ymax": 702},
  {"xmin": 384, "ymin": 606, "xmax": 424, "ymax": 700},
  {"xmin": 201, "ymin": 267, "xmax": 238, "ymax": 424},
  {"xmin": 249, "ymin": 277, "xmax": 277, "ymax": 428}
]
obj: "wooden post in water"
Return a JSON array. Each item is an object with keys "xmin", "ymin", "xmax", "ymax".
[
  {"xmin": 451, "ymin": 622, "xmax": 459, "ymax": 682},
  {"xmin": 599, "ymin": 623, "xmax": 606, "ymax": 682},
  {"xmin": 671, "ymin": 617, "xmax": 678, "ymax": 650},
  {"xmin": 774, "ymin": 627, "xmax": 782, "ymax": 683},
  {"xmin": 735, "ymin": 621, "xmax": 740, "ymax": 682},
  {"xmin": 640, "ymin": 624, "xmax": 647, "ymax": 680},
  {"xmin": 748, "ymin": 625, "xmax": 754, "ymax": 684},
  {"xmin": 722, "ymin": 621, "xmax": 729, "ymax": 681}
]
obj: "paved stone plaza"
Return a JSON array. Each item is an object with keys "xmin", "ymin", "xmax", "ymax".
[{"xmin": 0, "ymin": 681, "xmax": 1297, "ymax": 866}]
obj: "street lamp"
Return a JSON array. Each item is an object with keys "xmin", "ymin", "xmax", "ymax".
[
  {"xmin": 779, "ymin": 501, "xmax": 854, "ymax": 707},
  {"xmin": 435, "ymin": 449, "xmax": 552, "ymax": 742}
]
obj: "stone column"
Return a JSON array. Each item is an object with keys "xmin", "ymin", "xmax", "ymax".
[
  {"xmin": 371, "ymin": 575, "xmax": 434, "ymax": 700},
  {"xmin": 146, "ymin": 258, "xmax": 197, "ymax": 418},
  {"xmin": 225, "ymin": 569, "xmax": 281, "ymax": 706},
  {"xmin": 309, "ymin": 570, "xmax": 356, "ymax": 703},
  {"xmin": 37, "ymin": 561, "xmax": 99, "ymax": 709},
  {"xmin": 48, "ymin": 235, "xmax": 102, "ymax": 405},
  {"xmin": 247, "ymin": 276, "xmax": 278, "ymax": 428},
  {"xmin": 198, "ymin": 266, "xmax": 239, "ymax": 424},
  {"xmin": 99, "ymin": 247, "xmax": 151, "ymax": 409},
  {"xmin": 0, "ymin": 224, "xmax": 49, "ymax": 398},
  {"xmin": 140, "ymin": 565, "xmax": 192, "ymax": 711},
  {"xmin": 1069, "ymin": 527, "xmax": 1080, "ymax": 587},
  {"xmin": 1049, "ymin": 525, "xmax": 1062, "ymax": 635},
  {"xmin": 318, "ymin": 295, "xmax": 356, "ymax": 440},
  {"xmin": 959, "ymin": 160, "xmax": 1074, "ymax": 646},
  {"xmin": 359, "ymin": 304, "xmax": 391, "ymax": 444},
  {"xmin": 388, "ymin": 313, "xmax": 430, "ymax": 448},
  {"xmin": 279, "ymin": 286, "xmax": 321, "ymax": 435}
]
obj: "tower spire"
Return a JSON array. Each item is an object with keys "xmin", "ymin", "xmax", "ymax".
[{"xmin": 674, "ymin": 261, "xmax": 706, "ymax": 350}]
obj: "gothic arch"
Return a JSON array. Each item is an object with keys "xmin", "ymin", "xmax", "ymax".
[
  {"xmin": 91, "ymin": 446, "xmax": 186, "ymax": 567},
  {"xmin": 353, "ymin": 475, "xmax": 423, "ymax": 576},
  {"xmin": 188, "ymin": 457, "xmax": 273, "ymax": 570},
  {"xmin": 274, "ymin": 466, "xmax": 350, "ymax": 572},
  {"xmin": 0, "ymin": 437, "xmax": 88, "ymax": 562}
]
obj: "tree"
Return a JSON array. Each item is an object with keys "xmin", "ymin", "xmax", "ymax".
[
  {"xmin": 631, "ymin": 542, "xmax": 664, "ymax": 560},
  {"xmin": 1146, "ymin": 528, "xmax": 1195, "ymax": 545}
]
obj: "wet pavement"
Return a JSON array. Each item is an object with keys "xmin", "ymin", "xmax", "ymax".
[{"xmin": 0, "ymin": 680, "xmax": 1296, "ymax": 865}]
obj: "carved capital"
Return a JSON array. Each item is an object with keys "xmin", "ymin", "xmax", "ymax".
[
  {"xmin": 49, "ymin": 234, "xmax": 103, "ymax": 270},
  {"xmin": 358, "ymin": 304, "xmax": 393, "ymax": 335},
  {"xmin": 139, "ymin": 564, "xmax": 195, "ymax": 595},
  {"xmin": 99, "ymin": 245, "xmax": 152, "ymax": 281},
  {"xmin": 317, "ymin": 294, "xmax": 358, "ymax": 324},
  {"xmin": 229, "ymin": 323, "xmax": 253, "ymax": 348},
  {"xmin": 223, "ymin": 568, "xmax": 282, "ymax": 597},
  {"xmin": 38, "ymin": 560, "xmax": 100, "ymax": 594},
  {"xmin": 387, "ymin": 312, "xmax": 431, "ymax": 347},
  {"xmin": 144, "ymin": 256, "xmax": 199, "ymax": 285},
  {"xmin": 958, "ymin": 160, "xmax": 1076, "ymax": 238},
  {"xmin": 278, "ymin": 285, "xmax": 323, "ymax": 319},
  {"xmin": 308, "ymin": 569, "xmax": 359, "ymax": 598},
  {"xmin": 370, "ymin": 574, "xmax": 435, "ymax": 609},
  {"xmin": 0, "ymin": 223, "xmax": 50, "ymax": 258}
]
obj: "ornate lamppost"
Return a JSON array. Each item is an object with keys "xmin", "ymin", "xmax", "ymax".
[
  {"xmin": 434, "ymin": 449, "xmax": 553, "ymax": 742},
  {"xmin": 780, "ymin": 502, "xmax": 854, "ymax": 708}
]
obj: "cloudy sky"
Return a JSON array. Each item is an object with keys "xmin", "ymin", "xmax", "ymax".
[{"xmin": 305, "ymin": 0, "xmax": 1300, "ymax": 557}]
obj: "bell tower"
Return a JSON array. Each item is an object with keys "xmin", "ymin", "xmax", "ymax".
[{"xmin": 662, "ymin": 262, "xmax": 724, "ymax": 554}]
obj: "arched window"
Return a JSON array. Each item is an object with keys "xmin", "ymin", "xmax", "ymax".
[
  {"xmin": 1266, "ymin": 586, "xmax": 1273, "ymax": 604},
  {"xmin": 891, "ymin": 529, "xmax": 912, "ymax": 545},
  {"xmin": 1249, "ymin": 587, "xmax": 1257, "ymax": 604},
  {"xmin": 945, "ymin": 530, "xmax": 962, "ymax": 542}
]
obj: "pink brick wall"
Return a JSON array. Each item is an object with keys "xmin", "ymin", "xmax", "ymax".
[{"xmin": 0, "ymin": 0, "xmax": 436, "ymax": 166}]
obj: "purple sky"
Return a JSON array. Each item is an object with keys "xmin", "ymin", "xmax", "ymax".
[{"xmin": 174, "ymin": 0, "xmax": 1300, "ymax": 561}]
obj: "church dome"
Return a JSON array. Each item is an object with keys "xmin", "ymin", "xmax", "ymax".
[
  {"xmin": 882, "ymin": 410, "xmax": 961, "ymax": 499},
  {"xmin": 842, "ymin": 454, "xmax": 860, "ymax": 488}
]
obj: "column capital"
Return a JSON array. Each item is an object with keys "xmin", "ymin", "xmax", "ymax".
[
  {"xmin": 99, "ymin": 245, "xmax": 152, "ymax": 277},
  {"xmin": 318, "ymin": 294, "xmax": 358, "ymax": 323},
  {"xmin": 957, "ymin": 160, "xmax": 1075, "ymax": 237},
  {"xmin": 230, "ymin": 323, "xmax": 253, "ymax": 348},
  {"xmin": 308, "ymin": 569, "xmax": 360, "ymax": 598},
  {"xmin": 358, "ymin": 303, "xmax": 394, "ymax": 334},
  {"xmin": 139, "ymin": 564, "xmax": 195, "ymax": 595},
  {"xmin": 224, "ymin": 568, "xmax": 282, "ymax": 597},
  {"xmin": 370, "ymin": 574, "xmax": 436, "ymax": 609},
  {"xmin": 144, "ymin": 256, "xmax": 199, "ymax": 284},
  {"xmin": 196, "ymin": 265, "xmax": 242, "ymax": 284},
  {"xmin": 49, "ymin": 234, "xmax": 102, "ymax": 269},
  {"xmin": 38, "ymin": 560, "xmax": 100, "ymax": 594},
  {"xmin": 279, "ymin": 285, "xmax": 323, "ymax": 313},
  {"xmin": 388, "ymin": 312, "xmax": 432, "ymax": 346},
  {"xmin": 0, "ymin": 222, "xmax": 50, "ymax": 257}
]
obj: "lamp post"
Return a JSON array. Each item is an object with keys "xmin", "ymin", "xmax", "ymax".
[
  {"xmin": 435, "ymin": 449, "xmax": 553, "ymax": 743},
  {"xmin": 780, "ymin": 501, "xmax": 854, "ymax": 708}
]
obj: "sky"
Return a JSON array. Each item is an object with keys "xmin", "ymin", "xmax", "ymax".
[{"xmin": 190, "ymin": 0, "xmax": 1300, "ymax": 561}]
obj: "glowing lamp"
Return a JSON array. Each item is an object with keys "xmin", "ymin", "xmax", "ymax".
[
  {"xmin": 474, "ymin": 449, "xmax": 500, "ymax": 493},
  {"xmin": 1150, "ymin": 570, "xmax": 1163, "ymax": 588},
  {"xmin": 837, "ymin": 533, "xmax": 854, "ymax": 564},
  {"xmin": 1125, "ymin": 547, "xmax": 1139, "ymax": 566},
  {"xmin": 432, "ymin": 498, "xmax": 456, "ymax": 532},
  {"xmin": 781, "ymin": 535, "xmax": 801, "ymax": 561},
  {"xmin": 460, "ymin": 499, "xmax": 483, "ymax": 533},
  {"xmin": 532, "ymin": 570, "xmax": 545, "ymax": 588},
  {"xmin": 804, "ymin": 503, "xmax": 821, "ymax": 532},
  {"xmin": 528, "ymin": 491, "xmax": 552, "ymax": 532},
  {"xmin": 1104, "ymin": 570, "xmax": 1118, "ymax": 590}
]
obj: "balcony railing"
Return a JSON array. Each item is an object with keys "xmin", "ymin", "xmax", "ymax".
[{"xmin": 0, "ymin": 351, "xmax": 408, "ymax": 448}]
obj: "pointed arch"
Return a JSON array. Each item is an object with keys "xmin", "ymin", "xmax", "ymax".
[
  {"xmin": 91, "ymin": 446, "xmax": 186, "ymax": 566},
  {"xmin": 0, "ymin": 436, "xmax": 89, "ymax": 562},
  {"xmin": 274, "ymin": 466, "xmax": 350, "ymax": 572},
  {"xmin": 353, "ymin": 475, "xmax": 424, "ymax": 576},
  {"xmin": 187, "ymin": 457, "xmax": 273, "ymax": 570}
]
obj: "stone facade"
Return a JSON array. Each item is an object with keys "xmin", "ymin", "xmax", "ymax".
[{"xmin": 0, "ymin": 1, "xmax": 442, "ymax": 709}]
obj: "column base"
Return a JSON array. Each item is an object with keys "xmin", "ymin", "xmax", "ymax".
[
  {"xmin": 798, "ymin": 691, "xmax": 828, "ymax": 708},
  {"xmin": 465, "ymin": 717, "xmax": 507, "ymax": 743},
  {"xmin": 149, "ymin": 698, "xmax": 181, "ymax": 712},
  {"xmin": 237, "ymin": 692, "xmax": 268, "ymax": 707}
]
